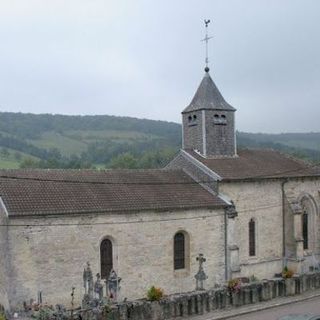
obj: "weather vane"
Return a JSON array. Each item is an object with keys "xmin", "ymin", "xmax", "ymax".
[{"xmin": 201, "ymin": 19, "xmax": 212, "ymax": 72}]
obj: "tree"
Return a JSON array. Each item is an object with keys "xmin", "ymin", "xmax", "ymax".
[
  {"xmin": 0, "ymin": 148, "xmax": 9, "ymax": 158},
  {"xmin": 108, "ymin": 152, "xmax": 138, "ymax": 169},
  {"xmin": 19, "ymin": 158, "xmax": 40, "ymax": 168},
  {"xmin": 14, "ymin": 152, "xmax": 22, "ymax": 161}
]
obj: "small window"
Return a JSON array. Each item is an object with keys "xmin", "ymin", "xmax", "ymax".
[
  {"xmin": 302, "ymin": 211, "xmax": 308, "ymax": 250},
  {"xmin": 174, "ymin": 232, "xmax": 185, "ymax": 270},
  {"xmin": 249, "ymin": 219, "xmax": 256, "ymax": 256},
  {"xmin": 187, "ymin": 114, "xmax": 198, "ymax": 126},
  {"xmin": 214, "ymin": 114, "xmax": 221, "ymax": 124},
  {"xmin": 214, "ymin": 114, "xmax": 227, "ymax": 125},
  {"xmin": 101, "ymin": 238, "xmax": 113, "ymax": 279}
]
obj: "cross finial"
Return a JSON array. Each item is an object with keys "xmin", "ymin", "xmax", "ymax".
[{"xmin": 201, "ymin": 19, "xmax": 212, "ymax": 73}]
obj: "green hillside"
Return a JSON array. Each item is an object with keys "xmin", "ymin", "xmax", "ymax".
[
  {"xmin": 237, "ymin": 132, "xmax": 320, "ymax": 163},
  {"xmin": 0, "ymin": 112, "xmax": 181, "ymax": 169},
  {"xmin": 0, "ymin": 147, "xmax": 40, "ymax": 169},
  {"xmin": 0, "ymin": 112, "xmax": 319, "ymax": 169}
]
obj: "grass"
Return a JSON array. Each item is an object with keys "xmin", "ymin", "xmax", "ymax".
[
  {"xmin": 29, "ymin": 131, "xmax": 88, "ymax": 157},
  {"xmin": 29, "ymin": 130, "xmax": 157, "ymax": 157},
  {"xmin": 0, "ymin": 158, "xmax": 20, "ymax": 169},
  {"xmin": 0, "ymin": 148, "xmax": 40, "ymax": 169},
  {"xmin": 64, "ymin": 129, "xmax": 158, "ymax": 142}
]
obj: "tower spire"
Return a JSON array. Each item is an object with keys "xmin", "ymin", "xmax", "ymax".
[{"xmin": 201, "ymin": 19, "xmax": 212, "ymax": 73}]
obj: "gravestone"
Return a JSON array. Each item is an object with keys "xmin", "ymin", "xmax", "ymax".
[{"xmin": 195, "ymin": 254, "xmax": 208, "ymax": 290}]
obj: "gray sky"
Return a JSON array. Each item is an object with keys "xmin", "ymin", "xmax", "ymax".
[{"xmin": 0, "ymin": 0, "xmax": 319, "ymax": 133}]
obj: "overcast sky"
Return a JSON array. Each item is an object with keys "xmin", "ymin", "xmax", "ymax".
[{"xmin": 0, "ymin": 0, "xmax": 319, "ymax": 133}]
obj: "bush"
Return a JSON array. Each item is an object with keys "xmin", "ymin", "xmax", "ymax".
[
  {"xmin": 227, "ymin": 278, "xmax": 242, "ymax": 294},
  {"xmin": 0, "ymin": 313, "xmax": 6, "ymax": 320},
  {"xmin": 249, "ymin": 274, "xmax": 258, "ymax": 282},
  {"xmin": 147, "ymin": 286, "xmax": 163, "ymax": 301},
  {"xmin": 282, "ymin": 266, "xmax": 294, "ymax": 278},
  {"xmin": 31, "ymin": 305, "xmax": 54, "ymax": 320}
]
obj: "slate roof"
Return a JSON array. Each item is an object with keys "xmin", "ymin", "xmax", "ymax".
[
  {"xmin": 186, "ymin": 149, "xmax": 320, "ymax": 181},
  {"xmin": 0, "ymin": 169, "xmax": 227, "ymax": 217},
  {"xmin": 182, "ymin": 72, "xmax": 236, "ymax": 113}
]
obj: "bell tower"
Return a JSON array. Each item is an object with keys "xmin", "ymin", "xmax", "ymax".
[{"xmin": 181, "ymin": 20, "xmax": 237, "ymax": 158}]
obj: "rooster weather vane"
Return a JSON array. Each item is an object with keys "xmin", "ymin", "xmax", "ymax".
[{"xmin": 201, "ymin": 19, "xmax": 212, "ymax": 72}]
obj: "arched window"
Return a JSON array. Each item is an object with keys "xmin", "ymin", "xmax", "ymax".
[
  {"xmin": 221, "ymin": 114, "xmax": 227, "ymax": 124},
  {"xmin": 213, "ymin": 114, "xmax": 227, "ymax": 125},
  {"xmin": 174, "ymin": 232, "xmax": 185, "ymax": 270},
  {"xmin": 300, "ymin": 194, "xmax": 318, "ymax": 252},
  {"xmin": 100, "ymin": 238, "xmax": 113, "ymax": 279},
  {"xmin": 302, "ymin": 211, "xmax": 308, "ymax": 250},
  {"xmin": 249, "ymin": 219, "xmax": 256, "ymax": 256}
]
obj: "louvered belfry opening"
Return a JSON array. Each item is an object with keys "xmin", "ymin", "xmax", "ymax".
[
  {"xmin": 302, "ymin": 212, "xmax": 309, "ymax": 250},
  {"xmin": 174, "ymin": 232, "xmax": 185, "ymax": 270},
  {"xmin": 249, "ymin": 219, "xmax": 256, "ymax": 256},
  {"xmin": 100, "ymin": 238, "xmax": 113, "ymax": 279}
]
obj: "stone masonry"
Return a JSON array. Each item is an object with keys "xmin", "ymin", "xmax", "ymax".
[
  {"xmin": 182, "ymin": 108, "xmax": 236, "ymax": 157},
  {"xmin": 220, "ymin": 177, "xmax": 320, "ymax": 278},
  {"xmin": 204, "ymin": 110, "xmax": 236, "ymax": 157},
  {"xmin": 5, "ymin": 208, "xmax": 225, "ymax": 309},
  {"xmin": 0, "ymin": 199, "xmax": 9, "ymax": 310},
  {"xmin": 82, "ymin": 272, "xmax": 320, "ymax": 320},
  {"xmin": 182, "ymin": 110, "xmax": 204, "ymax": 154},
  {"xmin": 166, "ymin": 150, "xmax": 220, "ymax": 194}
]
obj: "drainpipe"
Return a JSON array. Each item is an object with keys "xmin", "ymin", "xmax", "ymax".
[
  {"xmin": 224, "ymin": 210, "xmax": 228, "ymax": 281},
  {"xmin": 281, "ymin": 178, "xmax": 289, "ymax": 268}
]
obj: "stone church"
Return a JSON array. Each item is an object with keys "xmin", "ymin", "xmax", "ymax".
[{"xmin": 0, "ymin": 67, "xmax": 320, "ymax": 310}]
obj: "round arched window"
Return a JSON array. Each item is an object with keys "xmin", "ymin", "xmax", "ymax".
[
  {"xmin": 100, "ymin": 238, "xmax": 113, "ymax": 279},
  {"xmin": 174, "ymin": 232, "xmax": 185, "ymax": 270}
]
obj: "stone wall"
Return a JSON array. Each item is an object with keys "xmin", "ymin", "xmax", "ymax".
[
  {"xmin": 204, "ymin": 110, "xmax": 236, "ymax": 157},
  {"xmin": 0, "ymin": 199, "xmax": 9, "ymax": 310},
  {"xmin": 166, "ymin": 151, "xmax": 219, "ymax": 193},
  {"xmin": 284, "ymin": 178, "xmax": 320, "ymax": 271},
  {"xmin": 220, "ymin": 178, "xmax": 320, "ymax": 279},
  {"xmin": 220, "ymin": 180, "xmax": 284, "ymax": 279},
  {"xmin": 7, "ymin": 208, "xmax": 225, "ymax": 309},
  {"xmin": 182, "ymin": 110, "xmax": 204, "ymax": 153},
  {"xmin": 182, "ymin": 109, "xmax": 236, "ymax": 157},
  {"xmin": 168, "ymin": 149, "xmax": 320, "ymax": 282},
  {"xmin": 92, "ymin": 272, "xmax": 320, "ymax": 320}
]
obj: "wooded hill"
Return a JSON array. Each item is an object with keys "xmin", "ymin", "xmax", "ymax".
[{"xmin": 0, "ymin": 112, "xmax": 319, "ymax": 169}]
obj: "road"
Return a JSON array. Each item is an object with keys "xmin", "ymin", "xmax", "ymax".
[{"xmin": 227, "ymin": 296, "xmax": 320, "ymax": 320}]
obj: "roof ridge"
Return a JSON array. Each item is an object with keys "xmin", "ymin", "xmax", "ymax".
[{"xmin": 0, "ymin": 168, "xmax": 183, "ymax": 173}]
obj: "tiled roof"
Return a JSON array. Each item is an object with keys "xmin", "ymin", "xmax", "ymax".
[
  {"xmin": 182, "ymin": 72, "xmax": 236, "ymax": 113},
  {"xmin": 0, "ymin": 169, "xmax": 227, "ymax": 217},
  {"xmin": 186, "ymin": 149, "xmax": 320, "ymax": 181}
]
